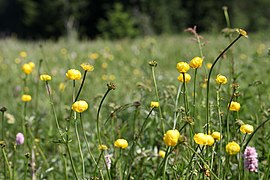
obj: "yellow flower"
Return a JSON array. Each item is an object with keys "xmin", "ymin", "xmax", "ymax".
[
  {"xmin": 240, "ymin": 124, "xmax": 254, "ymax": 134},
  {"xmin": 229, "ymin": 101, "xmax": 241, "ymax": 111},
  {"xmin": 88, "ymin": 52, "xmax": 99, "ymax": 60},
  {"xmin": 98, "ymin": 144, "xmax": 108, "ymax": 151},
  {"xmin": 206, "ymin": 63, "xmax": 212, "ymax": 69},
  {"xmin": 40, "ymin": 74, "xmax": 52, "ymax": 81},
  {"xmin": 102, "ymin": 62, "xmax": 108, "ymax": 69},
  {"xmin": 189, "ymin": 57, "xmax": 203, "ymax": 69},
  {"xmin": 60, "ymin": 48, "xmax": 67, "ymax": 55},
  {"xmin": 59, "ymin": 83, "xmax": 66, "ymax": 91},
  {"xmin": 22, "ymin": 63, "xmax": 33, "ymax": 74},
  {"xmin": 20, "ymin": 51, "xmax": 27, "ymax": 58},
  {"xmin": 109, "ymin": 75, "xmax": 116, "ymax": 81},
  {"xmin": 72, "ymin": 100, "xmax": 88, "ymax": 113},
  {"xmin": 176, "ymin": 62, "xmax": 190, "ymax": 73},
  {"xmin": 211, "ymin": 132, "xmax": 221, "ymax": 141},
  {"xmin": 158, "ymin": 150, "xmax": 166, "ymax": 158},
  {"xmin": 21, "ymin": 94, "xmax": 32, "ymax": 102},
  {"xmin": 28, "ymin": 62, "xmax": 35, "ymax": 68},
  {"xmin": 163, "ymin": 129, "xmax": 180, "ymax": 146},
  {"xmin": 66, "ymin": 69, "xmax": 81, "ymax": 80},
  {"xmin": 177, "ymin": 73, "xmax": 191, "ymax": 83},
  {"xmin": 236, "ymin": 29, "xmax": 248, "ymax": 38},
  {"xmin": 226, "ymin": 141, "xmax": 240, "ymax": 155},
  {"xmin": 205, "ymin": 135, "xmax": 215, "ymax": 146},
  {"xmin": 114, "ymin": 139, "xmax": 128, "ymax": 149},
  {"xmin": 194, "ymin": 133, "xmax": 206, "ymax": 145},
  {"xmin": 81, "ymin": 63, "xmax": 94, "ymax": 72},
  {"xmin": 150, "ymin": 101, "xmax": 159, "ymax": 108},
  {"xmin": 216, "ymin": 74, "xmax": 228, "ymax": 85}
]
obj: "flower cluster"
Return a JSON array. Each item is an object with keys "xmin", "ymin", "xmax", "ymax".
[
  {"xmin": 243, "ymin": 146, "xmax": 258, "ymax": 172},
  {"xmin": 226, "ymin": 141, "xmax": 240, "ymax": 155},
  {"xmin": 193, "ymin": 133, "xmax": 215, "ymax": 146},
  {"xmin": 22, "ymin": 62, "xmax": 35, "ymax": 74}
]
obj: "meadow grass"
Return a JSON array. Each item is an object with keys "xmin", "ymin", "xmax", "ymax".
[{"xmin": 0, "ymin": 30, "xmax": 270, "ymax": 179}]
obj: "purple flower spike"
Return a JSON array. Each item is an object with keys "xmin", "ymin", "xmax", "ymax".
[
  {"xmin": 243, "ymin": 146, "xmax": 258, "ymax": 172},
  {"xmin": 16, "ymin": 133, "xmax": 24, "ymax": 145}
]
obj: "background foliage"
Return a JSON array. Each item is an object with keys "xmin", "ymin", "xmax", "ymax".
[{"xmin": 0, "ymin": 0, "xmax": 270, "ymax": 39}]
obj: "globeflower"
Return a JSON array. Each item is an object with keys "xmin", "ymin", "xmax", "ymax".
[
  {"xmin": 21, "ymin": 94, "xmax": 32, "ymax": 102},
  {"xmin": 72, "ymin": 100, "xmax": 88, "ymax": 113},
  {"xmin": 150, "ymin": 101, "xmax": 159, "ymax": 108},
  {"xmin": 81, "ymin": 63, "xmax": 94, "ymax": 72},
  {"xmin": 177, "ymin": 73, "xmax": 191, "ymax": 83},
  {"xmin": 194, "ymin": 133, "xmax": 215, "ymax": 146},
  {"xmin": 216, "ymin": 74, "xmax": 228, "ymax": 85},
  {"xmin": 240, "ymin": 124, "xmax": 254, "ymax": 134},
  {"xmin": 226, "ymin": 141, "xmax": 240, "ymax": 155},
  {"xmin": 189, "ymin": 57, "xmax": 203, "ymax": 69},
  {"xmin": 163, "ymin": 129, "xmax": 180, "ymax": 146},
  {"xmin": 98, "ymin": 144, "xmax": 108, "ymax": 151},
  {"xmin": 40, "ymin": 74, "xmax": 52, "ymax": 81},
  {"xmin": 211, "ymin": 132, "xmax": 221, "ymax": 141},
  {"xmin": 66, "ymin": 69, "xmax": 81, "ymax": 80},
  {"xmin": 22, "ymin": 63, "xmax": 33, "ymax": 74},
  {"xmin": 114, "ymin": 139, "xmax": 128, "ymax": 149},
  {"xmin": 19, "ymin": 51, "xmax": 27, "ymax": 58},
  {"xmin": 158, "ymin": 150, "xmax": 166, "ymax": 158},
  {"xmin": 229, "ymin": 101, "xmax": 241, "ymax": 111},
  {"xmin": 176, "ymin": 62, "xmax": 190, "ymax": 73}
]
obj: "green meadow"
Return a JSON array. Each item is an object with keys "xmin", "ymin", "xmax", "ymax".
[{"xmin": 1, "ymin": 30, "xmax": 270, "ymax": 179}]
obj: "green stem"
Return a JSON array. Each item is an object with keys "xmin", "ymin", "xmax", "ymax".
[
  {"xmin": 226, "ymin": 87, "xmax": 237, "ymax": 142},
  {"xmin": 2, "ymin": 147, "xmax": 12, "ymax": 179},
  {"xmin": 97, "ymin": 88, "xmax": 112, "ymax": 145},
  {"xmin": 74, "ymin": 70, "xmax": 87, "ymax": 102},
  {"xmin": 206, "ymin": 34, "xmax": 242, "ymax": 134},
  {"xmin": 173, "ymin": 83, "xmax": 182, "ymax": 129},
  {"xmin": 151, "ymin": 66, "xmax": 164, "ymax": 133},
  {"xmin": 162, "ymin": 147, "xmax": 170, "ymax": 179},
  {"xmin": 75, "ymin": 118, "xmax": 85, "ymax": 178},
  {"xmin": 66, "ymin": 143, "xmax": 79, "ymax": 179},
  {"xmin": 1, "ymin": 111, "xmax": 4, "ymax": 140},
  {"xmin": 192, "ymin": 69, "xmax": 198, "ymax": 119},
  {"xmin": 216, "ymin": 85, "xmax": 222, "ymax": 178},
  {"xmin": 34, "ymin": 59, "xmax": 43, "ymax": 113}
]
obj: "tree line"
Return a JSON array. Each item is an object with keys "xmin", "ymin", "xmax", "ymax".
[{"xmin": 0, "ymin": 0, "xmax": 269, "ymax": 39}]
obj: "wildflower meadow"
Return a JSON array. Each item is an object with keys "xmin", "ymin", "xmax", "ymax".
[{"xmin": 1, "ymin": 26, "xmax": 270, "ymax": 180}]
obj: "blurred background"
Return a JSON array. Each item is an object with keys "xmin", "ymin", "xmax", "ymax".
[{"xmin": 0, "ymin": 0, "xmax": 270, "ymax": 40}]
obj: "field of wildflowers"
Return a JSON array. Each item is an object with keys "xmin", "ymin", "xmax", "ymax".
[{"xmin": 0, "ymin": 27, "xmax": 270, "ymax": 179}]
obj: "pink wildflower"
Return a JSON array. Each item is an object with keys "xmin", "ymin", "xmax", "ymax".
[{"xmin": 243, "ymin": 146, "xmax": 258, "ymax": 172}]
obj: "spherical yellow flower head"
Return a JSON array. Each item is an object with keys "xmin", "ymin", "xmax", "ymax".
[
  {"xmin": 236, "ymin": 28, "xmax": 248, "ymax": 38},
  {"xmin": 226, "ymin": 141, "xmax": 240, "ymax": 155},
  {"xmin": 28, "ymin": 62, "xmax": 35, "ymax": 68},
  {"xmin": 206, "ymin": 63, "xmax": 212, "ymax": 69},
  {"xmin": 205, "ymin": 135, "xmax": 215, "ymax": 146},
  {"xmin": 59, "ymin": 83, "xmax": 66, "ymax": 91},
  {"xmin": 240, "ymin": 124, "xmax": 254, "ymax": 134},
  {"xmin": 72, "ymin": 100, "xmax": 88, "ymax": 113},
  {"xmin": 102, "ymin": 62, "xmax": 108, "ymax": 69},
  {"xmin": 20, "ymin": 51, "xmax": 27, "ymax": 58},
  {"xmin": 158, "ymin": 150, "xmax": 166, "ymax": 158},
  {"xmin": 176, "ymin": 62, "xmax": 190, "ymax": 73},
  {"xmin": 177, "ymin": 73, "xmax": 191, "ymax": 83},
  {"xmin": 40, "ymin": 74, "xmax": 52, "ymax": 81},
  {"xmin": 89, "ymin": 53, "xmax": 99, "ymax": 60},
  {"xmin": 98, "ymin": 144, "xmax": 108, "ymax": 151},
  {"xmin": 194, "ymin": 133, "xmax": 207, "ymax": 145},
  {"xmin": 21, "ymin": 94, "xmax": 32, "ymax": 102},
  {"xmin": 150, "ymin": 101, "xmax": 159, "ymax": 108},
  {"xmin": 114, "ymin": 139, "xmax": 128, "ymax": 149},
  {"xmin": 22, "ymin": 63, "xmax": 33, "ymax": 74},
  {"xmin": 229, "ymin": 101, "xmax": 241, "ymax": 111},
  {"xmin": 81, "ymin": 63, "xmax": 94, "ymax": 72},
  {"xmin": 66, "ymin": 69, "xmax": 82, "ymax": 80},
  {"xmin": 189, "ymin": 57, "xmax": 203, "ymax": 69},
  {"xmin": 163, "ymin": 129, "xmax": 180, "ymax": 146},
  {"xmin": 216, "ymin": 74, "xmax": 227, "ymax": 85},
  {"xmin": 211, "ymin": 132, "xmax": 221, "ymax": 141}
]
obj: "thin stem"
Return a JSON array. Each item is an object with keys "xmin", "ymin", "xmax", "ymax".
[
  {"xmin": 192, "ymin": 69, "xmax": 198, "ymax": 119},
  {"xmin": 226, "ymin": 87, "xmax": 237, "ymax": 142},
  {"xmin": 34, "ymin": 59, "xmax": 43, "ymax": 113},
  {"xmin": 97, "ymin": 88, "xmax": 112, "ymax": 145},
  {"xmin": 151, "ymin": 66, "xmax": 164, "ymax": 133},
  {"xmin": 216, "ymin": 85, "xmax": 223, "ymax": 178},
  {"xmin": 1, "ymin": 147, "xmax": 12, "ymax": 179},
  {"xmin": 162, "ymin": 147, "xmax": 170, "ymax": 179},
  {"xmin": 66, "ymin": 143, "xmax": 79, "ymax": 179},
  {"xmin": 75, "ymin": 118, "xmax": 85, "ymax": 178},
  {"xmin": 74, "ymin": 70, "xmax": 87, "ymax": 102},
  {"xmin": 206, "ymin": 35, "xmax": 242, "ymax": 134},
  {"xmin": 173, "ymin": 82, "xmax": 182, "ymax": 129},
  {"xmin": 1, "ymin": 111, "xmax": 4, "ymax": 140}
]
